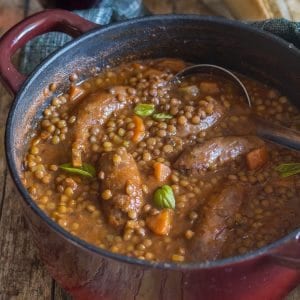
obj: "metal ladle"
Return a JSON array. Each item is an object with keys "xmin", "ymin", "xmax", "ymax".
[{"xmin": 172, "ymin": 64, "xmax": 300, "ymax": 151}]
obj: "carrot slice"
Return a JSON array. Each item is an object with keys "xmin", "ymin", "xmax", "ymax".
[
  {"xmin": 153, "ymin": 162, "xmax": 171, "ymax": 182},
  {"xmin": 132, "ymin": 115, "xmax": 145, "ymax": 143},
  {"xmin": 246, "ymin": 146, "xmax": 268, "ymax": 170},
  {"xmin": 146, "ymin": 209, "xmax": 173, "ymax": 235},
  {"xmin": 69, "ymin": 85, "xmax": 85, "ymax": 101}
]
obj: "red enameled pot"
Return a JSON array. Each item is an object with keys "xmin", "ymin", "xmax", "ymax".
[{"xmin": 0, "ymin": 9, "xmax": 299, "ymax": 300}]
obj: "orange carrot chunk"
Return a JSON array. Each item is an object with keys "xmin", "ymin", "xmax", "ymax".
[
  {"xmin": 246, "ymin": 146, "xmax": 268, "ymax": 170},
  {"xmin": 146, "ymin": 209, "xmax": 173, "ymax": 235},
  {"xmin": 132, "ymin": 115, "xmax": 145, "ymax": 143},
  {"xmin": 153, "ymin": 162, "xmax": 171, "ymax": 182}
]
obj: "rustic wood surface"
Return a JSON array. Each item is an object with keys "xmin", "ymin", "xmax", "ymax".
[{"xmin": 0, "ymin": 0, "xmax": 299, "ymax": 299}]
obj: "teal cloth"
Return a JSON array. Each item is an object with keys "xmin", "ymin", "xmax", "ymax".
[
  {"xmin": 251, "ymin": 19, "xmax": 300, "ymax": 48},
  {"xmin": 20, "ymin": 0, "xmax": 147, "ymax": 74},
  {"xmin": 20, "ymin": 4, "xmax": 300, "ymax": 75}
]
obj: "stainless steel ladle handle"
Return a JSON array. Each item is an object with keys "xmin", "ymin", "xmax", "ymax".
[
  {"xmin": 254, "ymin": 116, "xmax": 300, "ymax": 150},
  {"xmin": 172, "ymin": 64, "xmax": 252, "ymax": 107},
  {"xmin": 172, "ymin": 64, "xmax": 300, "ymax": 151}
]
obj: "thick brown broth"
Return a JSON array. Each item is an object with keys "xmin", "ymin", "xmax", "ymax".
[{"xmin": 22, "ymin": 58, "xmax": 300, "ymax": 263}]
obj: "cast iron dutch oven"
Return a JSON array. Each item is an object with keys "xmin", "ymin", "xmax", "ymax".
[{"xmin": 0, "ymin": 9, "xmax": 299, "ymax": 300}]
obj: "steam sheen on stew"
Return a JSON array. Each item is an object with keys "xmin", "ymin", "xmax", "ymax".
[{"xmin": 22, "ymin": 59, "xmax": 300, "ymax": 263}]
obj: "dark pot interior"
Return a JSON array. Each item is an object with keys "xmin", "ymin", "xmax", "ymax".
[{"xmin": 5, "ymin": 15, "xmax": 300, "ymax": 299}]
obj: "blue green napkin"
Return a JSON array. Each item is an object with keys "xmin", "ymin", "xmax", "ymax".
[{"xmin": 251, "ymin": 19, "xmax": 300, "ymax": 48}]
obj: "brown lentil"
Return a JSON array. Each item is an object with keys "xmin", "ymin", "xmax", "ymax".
[{"xmin": 22, "ymin": 58, "xmax": 300, "ymax": 264}]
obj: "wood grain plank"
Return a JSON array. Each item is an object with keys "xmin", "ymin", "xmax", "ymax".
[
  {"xmin": 28, "ymin": 0, "xmax": 42, "ymax": 15},
  {"xmin": 0, "ymin": 0, "xmax": 298, "ymax": 299},
  {"xmin": 143, "ymin": 0, "xmax": 174, "ymax": 14},
  {"xmin": 0, "ymin": 175, "xmax": 53, "ymax": 299},
  {"xmin": 173, "ymin": 0, "xmax": 213, "ymax": 14},
  {"xmin": 0, "ymin": 0, "xmax": 24, "ymax": 35},
  {"xmin": 53, "ymin": 283, "xmax": 72, "ymax": 300},
  {"xmin": 0, "ymin": 84, "xmax": 10, "ymax": 216},
  {"xmin": 286, "ymin": 287, "xmax": 300, "ymax": 300},
  {"xmin": 0, "ymin": 1, "xmax": 54, "ymax": 299}
]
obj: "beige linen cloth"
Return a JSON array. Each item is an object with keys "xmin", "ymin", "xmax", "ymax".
[{"xmin": 202, "ymin": 0, "xmax": 300, "ymax": 20}]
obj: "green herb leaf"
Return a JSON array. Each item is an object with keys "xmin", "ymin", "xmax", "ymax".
[
  {"xmin": 134, "ymin": 103, "xmax": 155, "ymax": 117},
  {"xmin": 59, "ymin": 163, "xmax": 96, "ymax": 178},
  {"xmin": 275, "ymin": 163, "xmax": 300, "ymax": 178},
  {"xmin": 153, "ymin": 185, "xmax": 175, "ymax": 209},
  {"xmin": 152, "ymin": 113, "xmax": 173, "ymax": 120}
]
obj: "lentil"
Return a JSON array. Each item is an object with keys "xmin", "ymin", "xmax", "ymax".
[{"xmin": 23, "ymin": 58, "xmax": 300, "ymax": 264}]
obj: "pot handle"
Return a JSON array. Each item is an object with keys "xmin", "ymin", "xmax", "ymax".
[
  {"xmin": 269, "ymin": 233, "xmax": 300, "ymax": 269},
  {"xmin": 0, "ymin": 9, "xmax": 98, "ymax": 96}
]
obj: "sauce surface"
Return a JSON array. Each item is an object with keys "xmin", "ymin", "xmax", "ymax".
[{"xmin": 23, "ymin": 59, "xmax": 300, "ymax": 263}]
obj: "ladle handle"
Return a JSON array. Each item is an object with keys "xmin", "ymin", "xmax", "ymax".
[{"xmin": 254, "ymin": 116, "xmax": 300, "ymax": 150}]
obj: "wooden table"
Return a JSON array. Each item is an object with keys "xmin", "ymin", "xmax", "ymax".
[{"xmin": 0, "ymin": 0, "xmax": 299, "ymax": 299}]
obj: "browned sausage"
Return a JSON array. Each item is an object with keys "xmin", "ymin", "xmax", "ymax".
[
  {"xmin": 174, "ymin": 136, "xmax": 264, "ymax": 173},
  {"xmin": 189, "ymin": 185, "xmax": 245, "ymax": 261},
  {"xmin": 99, "ymin": 147, "xmax": 144, "ymax": 228},
  {"xmin": 71, "ymin": 89, "xmax": 127, "ymax": 166}
]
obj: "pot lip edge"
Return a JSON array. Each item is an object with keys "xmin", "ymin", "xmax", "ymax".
[{"xmin": 5, "ymin": 13, "xmax": 300, "ymax": 271}]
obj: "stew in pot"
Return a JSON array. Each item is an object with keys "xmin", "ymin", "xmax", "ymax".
[{"xmin": 22, "ymin": 59, "xmax": 300, "ymax": 263}]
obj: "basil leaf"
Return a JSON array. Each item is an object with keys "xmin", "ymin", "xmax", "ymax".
[
  {"xmin": 59, "ymin": 163, "xmax": 96, "ymax": 178},
  {"xmin": 153, "ymin": 185, "xmax": 175, "ymax": 209},
  {"xmin": 275, "ymin": 163, "xmax": 300, "ymax": 178},
  {"xmin": 134, "ymin": 103, "xmax": 155, "ymax": 117},
  {"xmin": 153, "ymin": 113, "xmax": 173, "ymax": 120}
]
